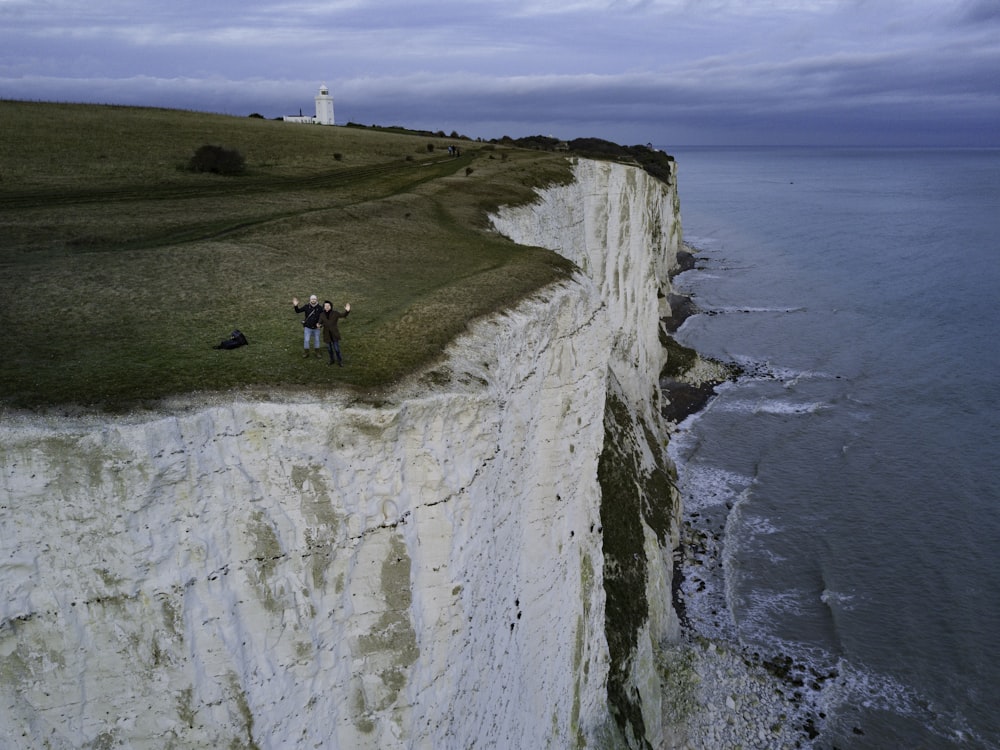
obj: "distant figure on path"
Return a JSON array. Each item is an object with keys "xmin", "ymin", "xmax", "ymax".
[
  {"xmin": 293, "ymin": 294, "xmax": 324, "ymax": 357},
  {"xmin": 319, "ymin": 300, "xmax": 351, "ymax": 366}
]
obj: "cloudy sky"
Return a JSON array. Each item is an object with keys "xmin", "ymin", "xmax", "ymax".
[{"xmin": 2, "ymin": 0, "xmax": 998, "ymax": 146}]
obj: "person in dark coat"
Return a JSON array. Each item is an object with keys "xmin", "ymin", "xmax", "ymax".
[
  {"xmin": 319, "ymin": 300, "xmax": 351, "ymax": 366},
  {"xmin": 293, "ymin": 294, "xmax": 324, "ymax": 357}
]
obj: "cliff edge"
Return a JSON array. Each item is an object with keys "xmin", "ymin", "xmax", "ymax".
[{"xmin": 1, "ymin": 158, "xmax": 686, "ymax": 749}]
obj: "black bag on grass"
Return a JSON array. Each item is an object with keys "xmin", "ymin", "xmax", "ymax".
[{"xmin": 213, "ymin": 329, "xmax": 249, "ymax": 350}]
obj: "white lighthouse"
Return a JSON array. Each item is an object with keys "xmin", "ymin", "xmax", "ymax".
[
  {"xmin": 283, "ymin": 84, "xmax": 336, "ymax": 125},
  {"xmin": 315, "ymin": 83, "xmax": 335, "ymax": 125}
]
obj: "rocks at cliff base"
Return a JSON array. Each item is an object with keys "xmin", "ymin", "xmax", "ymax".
[
  {"xmin": 659, "ymin": 638, "xmax": 815, "ymax": 750},
  {"xmin": 663, "ymin": 293, "xmax": 699, "ymax": 333}
]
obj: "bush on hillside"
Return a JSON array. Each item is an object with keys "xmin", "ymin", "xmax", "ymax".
[{"xmin": 188, "ymin": 144, "xmax": 246, "ymax": 175}]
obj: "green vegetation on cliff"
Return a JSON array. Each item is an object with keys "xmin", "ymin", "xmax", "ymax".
[
  {"xmin": 0, "ymin": 101, "xmax": 578, "ymax": 410},
  {"xmin": 599, "ymin": 386, "xmax": 678, "ymax": 749},
  {"xmin": 497, "ymin": 135, "xmax": 675, "ymax": 185}
]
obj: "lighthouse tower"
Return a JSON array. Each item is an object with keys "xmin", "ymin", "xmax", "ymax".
[{"xmin": 315, "ymin": 84, "xmax": 335, "ymax": 125}]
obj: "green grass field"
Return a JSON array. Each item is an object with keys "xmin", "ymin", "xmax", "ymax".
[{"xmin": 0, "ymin": 101, "xmax": 577, "ymax": 411}]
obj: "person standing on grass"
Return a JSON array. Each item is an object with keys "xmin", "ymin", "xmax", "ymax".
[
  {"xmin": 293, "ymin": 294, "xmax": 324, "ymax": 357},
  {"xmin": 319, "ymin": 300, "xmax": 351, "ymax": 366}
]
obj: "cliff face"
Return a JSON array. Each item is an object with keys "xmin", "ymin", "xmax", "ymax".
[
  {"xmin": 492, "ymin": 158, "xmax": 684, "ymax": 747},
  {"xmin": 0, "ymin": 158, "xmax": 683, "ymax": 749}
]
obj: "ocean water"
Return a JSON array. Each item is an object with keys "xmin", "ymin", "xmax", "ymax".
[{"xmin": 665, "ymin": 147, "xmax": 1000, "ymax": 748}]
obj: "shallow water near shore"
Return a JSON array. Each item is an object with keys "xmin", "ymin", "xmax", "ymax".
[{"xmin": 666, "ymin": 146, "xmax": 1000, "ymax": 748}]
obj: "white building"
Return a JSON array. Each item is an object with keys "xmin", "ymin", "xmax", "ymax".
[{"xmin": 283, "ymin": 84, "xmax": 335, "ymax": 125}]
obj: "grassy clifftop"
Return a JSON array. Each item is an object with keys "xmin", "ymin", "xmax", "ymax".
[{"xmin": 0, "ymin": 101, "xmax": 577, "ymax": 411}]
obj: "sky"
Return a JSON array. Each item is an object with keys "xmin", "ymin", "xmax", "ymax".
[{"xmin": 2, "ymin": 0, "xmax": 998, "ymax": 146}]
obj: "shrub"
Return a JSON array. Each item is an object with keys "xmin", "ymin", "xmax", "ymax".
[
  {"xmin": 188, "ymin": 144, "xmax": 246, "ymax": 175},
  {"xmin": 426, "ymin": 143, "xmax": 435, "ymax": 153}
]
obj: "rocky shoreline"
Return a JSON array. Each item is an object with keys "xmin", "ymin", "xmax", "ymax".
[
  {"xmin": 659, "ymin": 249, "xmax": 737, "ymax": 427},
  {"xmin": 657, "ymin": 251, "xmax": 827, "ymax": 749},
  {"xmin": 659, "ymin": 636, "xmax": 819, "ymax": 750},
  {"xmin": 661, "ymin": 510, "xmax": 837, "ymax": 749}
]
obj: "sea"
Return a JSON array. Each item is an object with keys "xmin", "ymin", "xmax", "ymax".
[{"xmin": 664, "ymin": 146, "xmax": 1000, "ymax": 749}]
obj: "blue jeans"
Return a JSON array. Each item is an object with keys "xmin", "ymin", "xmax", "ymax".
[
  {"xmin": 328, "ymin": 340, "xmax": 342, "ymax": 363},
  {"xmin": 303, "ymin": 326, "xmax": 321, "ymax": 349}
]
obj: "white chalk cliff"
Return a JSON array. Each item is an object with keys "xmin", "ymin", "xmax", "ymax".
[{"xmin": 1, "ymin": 158, "xmax": 685, "ymax": 749}]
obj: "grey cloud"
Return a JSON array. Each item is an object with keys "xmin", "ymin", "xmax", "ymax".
[
  {"xmin": 2, "ymin": 0, "xmax": 998, "ymax": 145},
  {"xmin": 958, "ymin": 0, "xmax": 1000, "ymax": 23}
]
